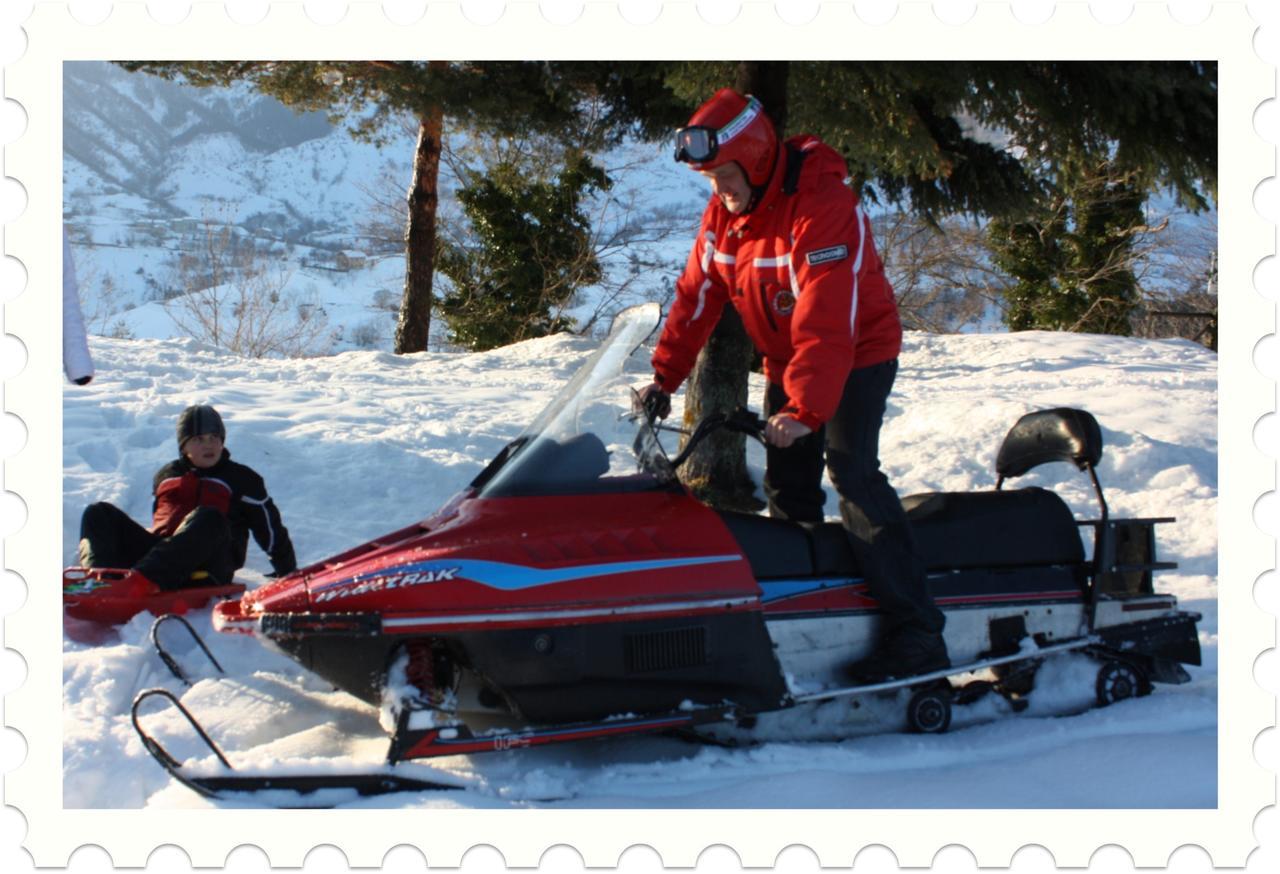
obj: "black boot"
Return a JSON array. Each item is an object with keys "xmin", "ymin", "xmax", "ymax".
[{"xmin": 845, "ymin": 626, "xmax": 950, "ymax": 684}]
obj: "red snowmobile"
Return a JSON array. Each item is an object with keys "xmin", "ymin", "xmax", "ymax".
[{"xmin": 131, "ymin": 303, "xmax": 1201, "ymax": 800}]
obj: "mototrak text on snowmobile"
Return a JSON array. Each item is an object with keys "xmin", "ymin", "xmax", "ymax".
[{"xmin": 131, "ymin": 303, "xmax": 1200, "ymax": 799}]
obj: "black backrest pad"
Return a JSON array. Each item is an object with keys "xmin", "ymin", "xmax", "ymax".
[{"xmin": 996, "ymin": 408, "xmax": 1103, "ymax": 479}]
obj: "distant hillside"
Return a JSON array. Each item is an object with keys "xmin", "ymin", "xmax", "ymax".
[
  {"xmin": 62, "ymin": 61, "xmax": 419, "ymax": 352},
  {"xmin": 64, "ymin": 62, "xmax": 334, "ymax": 210},
  {"xmin": 59, "ymin": 63, "xmax": 696, "ymax": 355}
]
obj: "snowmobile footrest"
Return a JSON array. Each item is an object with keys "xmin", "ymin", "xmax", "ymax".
[
  {"xmin": 794, "ymin": 636, "xmax": 1100, "ymax": 703},
  {"xmin": 388, "ymin": 705, "xmax": 736, "ymax": 762}
]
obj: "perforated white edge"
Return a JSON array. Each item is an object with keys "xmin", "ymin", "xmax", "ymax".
[{"xmin": 2, "ymin": 1, "xmax": 1274, "ymax": 870}]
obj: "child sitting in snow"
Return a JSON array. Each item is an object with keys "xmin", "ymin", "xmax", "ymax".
[{"xmin": 78, "ymin": 405, "xmax": 297, "ymax": 593}]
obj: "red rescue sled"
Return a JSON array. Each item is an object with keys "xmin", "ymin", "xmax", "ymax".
[{"xmin": 63, "ymin": 567, "xmax": 245, "ymax": 625}]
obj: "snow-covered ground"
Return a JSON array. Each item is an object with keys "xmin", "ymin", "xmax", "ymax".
[{"xmin": 61, "ymin": 326, "xmax": 1218, "ymax": 809}]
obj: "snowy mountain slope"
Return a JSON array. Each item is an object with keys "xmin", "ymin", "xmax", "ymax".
[
  {"xmin": 62, "ymin": 61, "xmax": 701, "ymax": 354},
  {"xmin": 64, "ymin": 62, "xmax": 336, "ymax": 208},
  {"xmin": 63, "ymin": 61, "xmax": 415, "ymax": 349},
  {"xmin": 61, "ymin": 327, "xmax": 1218, "ymax": 809}
]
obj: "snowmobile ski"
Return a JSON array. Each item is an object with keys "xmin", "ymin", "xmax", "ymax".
[
  {"xmin": 149, "ymin": 613, "xmax": 226, "ymax": 685},
  {"xmin": 131, "ymin": 689, "xmax": 468, "ymax": 804}
]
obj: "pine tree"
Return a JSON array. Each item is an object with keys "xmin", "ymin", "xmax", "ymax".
[
  {"xmin": 991, "ymin": 160, "xmax": 1149, "ymax": 334},
  {"xmin": 437, "ymin": 149, "xmax": 610, "ymax": 350}
]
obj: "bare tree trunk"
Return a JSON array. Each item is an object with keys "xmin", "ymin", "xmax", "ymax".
[
  {"xmin": 678, "ymin": 306, "xmax": 762, "ymax": 510},
  {"xmin": 395, "ymin": 73, "xmax": 445, "ymax": 353},
  {"xmin": 677, "ymin": 62, "xmax": 789, "ymax": 512}
]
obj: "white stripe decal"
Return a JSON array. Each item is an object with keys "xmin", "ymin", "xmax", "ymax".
[
  {"xmin": 241, "ymin": 494, "xmax": 276, "ymax": 553},
  {"xmin": 691, "ymin": 278, "xmax": 710, "ymax": 322},
  {"xmin": 789, "ymin": 233, "xmax": 800, "ymax": 294},
  {"xmin": 717, "ymin": 98, "xmax": 762, "ymax": 145},
  {"xmin": 753, "ymin": 254, "xmax": 791, "ymax": 268},
  {"xmin": 382, "ymin": 596, "xmax": 760, "ymax": 630},
  {"xmin": 713, "ymin": 250, "xmax": 736, "ymax": 265},
  {"xmin": 690, "ymin": 230, "xmax": 717, "ymax": 323},
  {"xmin": 850, "ymin": 206, "xmax": 868, "ymax": 338}
]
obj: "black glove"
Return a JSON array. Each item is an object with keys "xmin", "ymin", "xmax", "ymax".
[{"xmin": 635, "ymin": 383, "xmax": 672, "ymax": 420}]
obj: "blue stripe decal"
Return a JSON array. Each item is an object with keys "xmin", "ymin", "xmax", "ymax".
[
  {"xmin": 313, "ymin": 554, "xmax": 743, "ymax": 595},
  {"xmin": 758, "ymin": 579, "xmax": 862, "ymax": 602}
]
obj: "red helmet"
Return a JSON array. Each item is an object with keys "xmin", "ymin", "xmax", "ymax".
[{"xmin": 674, "ymin": 88, "xmax": 779, "ymax": 189}]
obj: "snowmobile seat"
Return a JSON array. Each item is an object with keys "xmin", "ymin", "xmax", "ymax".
[
  {"xmin": 719, "ymin": 487, "xmax": 1084, "ymax": 580},
  {"xmin": 903, "ymin": 488, "xmax": 1085, "ymax": 570},
  {"xmin": 807, "ymin": 523, "xmax": 863, "ymax": 577},
  {"xmin": 716, "ymin": 511, "xmax": 814, "ymax": 579}
]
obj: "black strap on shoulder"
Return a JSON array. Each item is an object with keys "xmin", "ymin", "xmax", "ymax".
[{"xmin": 782, "ymin": 143, "xmax": 808, "ymax": 195}]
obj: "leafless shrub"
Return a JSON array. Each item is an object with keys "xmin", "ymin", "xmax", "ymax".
[
  {"xmin": 164, "ymin": 204, "xmax": 335, "ymax": 358},
  {"xmin": 1132, "ymin": 212, "xmax": 1217, "ymax": 350},
  {"xmin": 74, "ymin": 255, "xmax": 135, "ymax": 339},
  {"xmin": 875, "ymin": 212, "xmax": 1010, "ymax": 332}
]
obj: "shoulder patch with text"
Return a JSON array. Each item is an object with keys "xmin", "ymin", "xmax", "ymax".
[{"xmin": 805, "ymin": 245, "xmax": 849, "ymax": 266}]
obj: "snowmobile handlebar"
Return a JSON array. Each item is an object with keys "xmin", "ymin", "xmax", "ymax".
[
  {"xmin": 629, "ymin": 390, "xmax": 767, "ymax": 478},
  {"xmin": 661, "ymin": 407, "xmax": 767, "ymax": 471}
]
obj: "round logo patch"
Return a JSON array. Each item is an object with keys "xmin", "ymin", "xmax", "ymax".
[{"xmin": 772, "ymin": 290, "xmax": 796, "ymax": 316}]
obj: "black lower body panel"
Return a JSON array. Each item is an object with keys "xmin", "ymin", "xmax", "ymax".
[
  {"xmin": 458, "ymin": 611, "xmax": 788, "ymax": 723},
  {"xmin": 270, "ymin": 610, "xmax": 789, "ymax": 724}
]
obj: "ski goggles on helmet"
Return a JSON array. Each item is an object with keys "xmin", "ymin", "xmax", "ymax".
[{"xmin": 673, "ymin": 97, "xmax": 763, "ymax": 165}]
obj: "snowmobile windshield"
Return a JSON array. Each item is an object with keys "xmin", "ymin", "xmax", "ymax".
[{"xmin": 473, "ymin": 303, "xmax": 678, "ymax": 498}]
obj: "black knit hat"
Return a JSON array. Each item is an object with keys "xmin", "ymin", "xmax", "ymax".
[{"xmin": 177, "ymin": 404, "xmax": 226, "ymax": 449}]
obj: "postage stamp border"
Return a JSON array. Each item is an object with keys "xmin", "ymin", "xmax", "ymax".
[{"xmin": 3, "ymin": 1, "xmax": 1275, "ymax": 868}]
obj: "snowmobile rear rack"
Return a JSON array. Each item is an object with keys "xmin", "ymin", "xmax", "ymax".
[{"xmin": 131, "ymin": 689, "xmax": 466, "ymax": 804}]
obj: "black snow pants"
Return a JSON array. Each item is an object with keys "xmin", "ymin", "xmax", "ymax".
[
  {"xmin": 78, "ymin": 502, "xmax": 234, "ymax": 590},
  {"xmin": 763, "ymin": 359, "xmax": 944, "ymax": 637}
]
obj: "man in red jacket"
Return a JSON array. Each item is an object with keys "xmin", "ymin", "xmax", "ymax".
[{"xmin": 638, "ymin": 89, "xmax": 947, "ymax": 681}]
